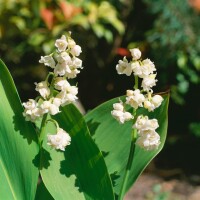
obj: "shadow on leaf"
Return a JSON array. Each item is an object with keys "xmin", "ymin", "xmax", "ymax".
[
  {"xmin": 86, "ymin": 119, "xmax": 101, "ymax": 136},
  {"xmin": 33, "ymin": 147, "xmax": 52, "ymax": 169},
  {"xmin": 12, "ymin": 115, "xmax": 38, "ymax": 144}
]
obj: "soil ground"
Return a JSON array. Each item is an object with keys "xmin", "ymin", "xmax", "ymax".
[{"xmin": 125, "ymin": 172, "xmax": 200, "ymax": 200}]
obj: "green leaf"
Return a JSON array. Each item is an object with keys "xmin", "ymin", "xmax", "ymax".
[
  {"xmin": 85, "ymin": 93, "xmax": 169, "ymax": 197},
  {"xmin": 40, "ymin": 104, "xmax": 114, "ymax": 200},
  {"xmin": 0, "ymin": 59, "xmax": 39, "ymax": 200},
  {"xmin": 71, "ymin": 15, "xmax": 90, "ymax": 29},
  {"xmin": 92, "ymin": 23, "xmax": 105, "ymax": 38}
]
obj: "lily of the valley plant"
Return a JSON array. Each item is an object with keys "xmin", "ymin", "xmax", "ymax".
[
  {"xmin": 112, "ymin": 48, "xmax": 164, "ymax": 199},
  {"xmin": 23, "ymin": 33, "xmax": 82, "ymax": 151},
  {"xmin": 0, "ymin": 33, "xmax": 169, "ymax": 200}
]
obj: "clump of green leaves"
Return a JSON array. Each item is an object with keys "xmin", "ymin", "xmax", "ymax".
[{"xmin": 0, "ymin": 45, "xmax": 169, "ymax": 199}]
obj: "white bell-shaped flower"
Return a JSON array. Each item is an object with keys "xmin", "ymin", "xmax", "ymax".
[
  {"xmin": 136, "ymin": 130, "xmax": 160, "ymax": 151},
  {"xmin": 116, "ymin": 57, "xmax": 133, "ymax": 76},
  {"xmin": 134, "ymin": 115, "xmax": 159, "ymax": 134},
  {"xmin": 56, "ymin": 52, "xmax": 71, "ymax": 63},
  {"xmin": 141, "ymin": 59, "xmax": 156, "ymax": 76},
  {"xmin": 144, "ymin": 100, "xmax": 155, "ymax": 112},
  {"xmin": 47, "ymin": 128, "xmax": 71, "ymax": 151},
  {"xmin": 126, "ymin": 89, "xmax": 145, "ymax": 109},
  {"xmin": 70, "ymin": 45, "xmax": 82, "ymax": 57},
  {"xmin": 113, "ymin": 102, "xmax": 124, "ymax": 111},
  {"xmin": 111, "ymin": 101, "xmax": 133, "ymax": 124},
  {"xmin": 55, "ymin": 35, "xmax": 68, "ymax": 52},
  {"xmin": 132, "ymin": 58, "xmax": 156, "ymax": 78},
  {"xmin": 35, "ymin": 81, "xmax": 50, "ymax": 99},
  {"xmin": 39, "ymin": 55, "xmax": 55, "ymax": 68},
  {"xmin": 71, "ymin": 57, "xmax": 82, "ymax": 68},
  {"xmin": 40, "ymin": 100, "xmax": 60, "ymax": 115},
  {"xmin": 54, "ymin": 61, "xmax": 71, "ymax": 77},
  {"xmin": 54, "ymin": 77, "xmax": 70, "ymax": 91},
  {"xmin": 141, "ymin": 74, "xmax": 157, "ymax": 91},
  {"xmin": 152, "ymin": 95, "xmax": 163, "ymax": 108},
  {"xmin": 144, "ymin": 94, "xmax": 163, "ymax": 112},
  {"xmin": 22, "ymin": 99, "xmax": 43, "ymax": 122},
  {"xmin": 56, "ymin": 85, "xmax": 78, "ymax": 106}
]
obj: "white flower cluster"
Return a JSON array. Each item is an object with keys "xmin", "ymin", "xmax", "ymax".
[
  {"xmin": 134, "ymin": 116, "xmax": 160, "ymax": 150},
  {"xmin": 112, "ymin": 48, "xmax": 163, "ymax": 150},
  {"xmin": 23, "ymin": 33, "xmax": 82, "ymax": 151},
  {"xmin": 116, "ymin": 48, "xmax": 157, "ymax": 92},
  {"xmin": 111, "ymin": 101, "xmax": 133, "ymax": 124}
]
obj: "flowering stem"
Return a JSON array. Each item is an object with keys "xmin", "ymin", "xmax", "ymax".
[
  {"xmin": 38, "ymin": 70, "xmax": 56, "ymax": 147},
  {"xmin": 46, "ymin": 119, "xmax": 59, "ymax": 130},
  {"xmin": 118, "ymin": 128, "xmax": 137, "ymax": 200},
  {"xmin": 38, "ymin": 113, "xmax": 48, "ymax": 147},
  {"xmin": 45, "ymin": 72, "xmax": 54, "ymax": 83}
]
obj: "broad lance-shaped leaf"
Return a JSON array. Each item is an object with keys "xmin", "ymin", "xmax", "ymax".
[
  {"xmin": 0, "ymin": 59, "xmax": 39, "ymax": 200},
  {"xmin": 85, "ymin": 94, "xmax": 169, "ymax": 197},
  {"xmin": 40, "ymin": 104, "xmax": 114, "ymax": 200}
]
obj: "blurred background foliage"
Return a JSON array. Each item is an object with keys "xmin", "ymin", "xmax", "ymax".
[{"xmin": 1, "ymin": 0, "xmax": 200, "ymax": 179}]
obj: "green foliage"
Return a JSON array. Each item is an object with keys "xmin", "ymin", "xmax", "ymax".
[
  {"xmin": 0, "ymin": 0, "xmax": 124, "ymax": 62},
  {"xmin": 40, "ymin": 104, "xmax": 114, "ymax": 200},
  {"xmin": 0, "ymin": 59, "xmax": 39, "ymax": 200},
  {"xmin": 73, "ymin": 1, "xmax": 124, "ymax": 42},
  {"xmin": 189, "ymin": 122, "xmax": 200, "ymax": 138},
  {"xmin": 0, "ymin": 59, "xmax": 114, "ymax": 199},
  {"xmin": 143, "ymin": 0, "xmax": 200, "ymax": 104},
  {"xmin": 0, "ymin": 58, "xmax": 169, "ymax": 199},
  {"xmin": 0, "ymin": 0, "xmax": 172, "ymax": 198},
  {"xmin": 0, "ymin": 0, "xmax": 125, "ymax": 103},
  {"xmin": 85, "ymin": 94, "xmax": 169, "ymax": 197}
]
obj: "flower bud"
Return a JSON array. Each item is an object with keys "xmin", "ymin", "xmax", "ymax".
[
  {"xmin": 71, "ymin": 45, "xmax": 82, "ymax": 57},
  {"xmin": 152, "ymin": 95, "xmax": 163, "ymax": 107},
  {"xmin": 130, "ymin": 48, "xmax": 141, "ymax": 60}
]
